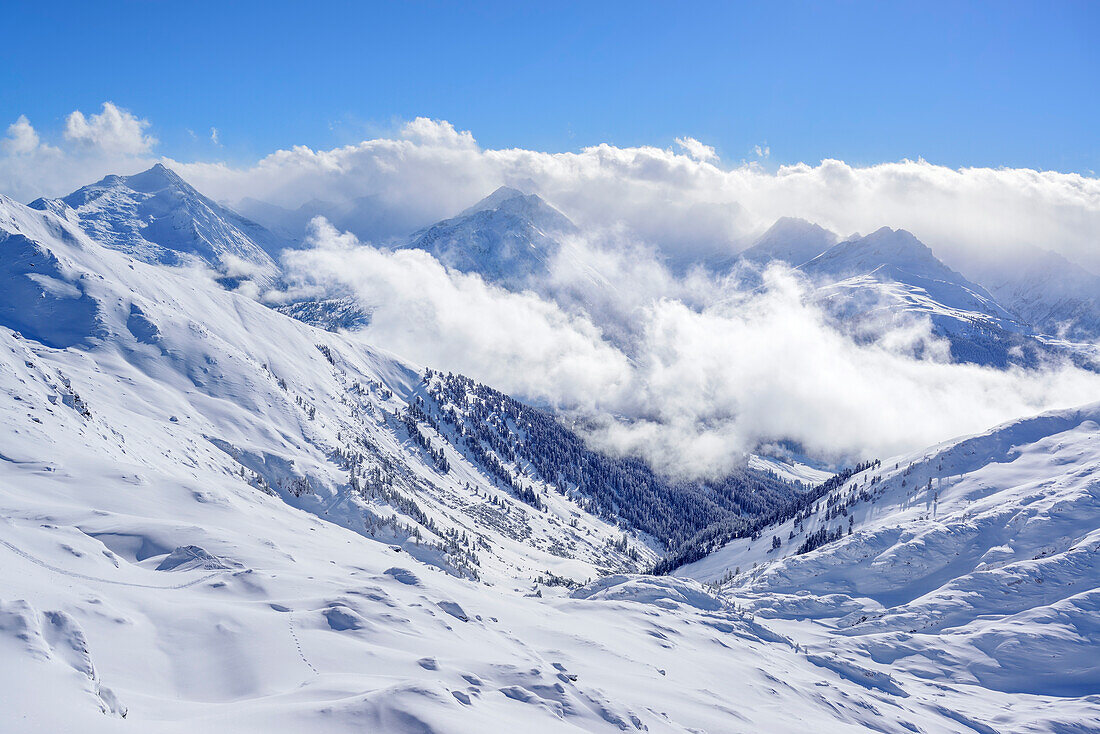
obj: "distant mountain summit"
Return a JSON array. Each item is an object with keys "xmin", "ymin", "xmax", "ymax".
[
  {"xmin": 740, "ymin": 217, "xmax": 837, "ymax": 267},
  {"xmin": 801, "ymin": 226, "xmax": 1018, "ymax": 326},
  {"xmin": 737, "ymin": 221, "xmax": 1096, "ymax": 368},
  {"xmin": 795, "ymin": 227, "xmax": 1094, "ymax": 367},
  {"xmin": 398, "ymin": 186, "xmax": 577, "ymax": 288},
  {"xmin": 30, "ymin": 163, "xmax": 284, "ymax": 288},
  {"xmin": 967, "ymin": 247, "xmax": 1100, "ymax": 343}
]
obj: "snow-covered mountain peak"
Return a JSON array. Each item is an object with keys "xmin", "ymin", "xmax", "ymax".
[
  {"xmin": 740, "ymin": 216, "xmax": 838, "ymax": 266},
  {"xmin": 455, "ymin": 186, "xmax": 575, "ymax": 230},
  {"xmin": 41, "ymin": 163, "xmax": 196, "ymax": 212},
  {"xmin": 457, "ymin": 185, "xmax": 530, "ymax": 216},
  {"xmin": 804, "ymin": 226, "xmax": 954, "ymax": 281},
  {"xmin": 28, "ymin": 164, "xmax": 285, "ymax": 287},
  {"xmin": 400, "ymin": 186, "xmax": 577, "ymax": 288},
  {"xmin": 104, "ymin": 161, "xmax": 186, "ymax": 192}
]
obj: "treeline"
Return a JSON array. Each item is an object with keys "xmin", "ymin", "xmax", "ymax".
[
  {"xmin": 651, "ymin": 459, "xmax": 880, "ymax": 574},
  {"xmin": 414, "ymin": 369, "xmax": 799, "ymax": 551}
]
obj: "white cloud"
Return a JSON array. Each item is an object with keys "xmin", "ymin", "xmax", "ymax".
[
  {"xmin": 2, "ymin": 115, "xmax": 43, "ymax": 155},
  {"xmin": 283, "ymin": 218, "xmax": 632, "ymax": 406},
  {"xmin": 399, "ymin": 117, "xmax": 479, "ymax": 150},
  {"xmin": 210, "ymin": 127, "xmax": 220, "ymax": 145},
  {"xmin": 3, "ymin": 107, "xmax": 1097, "ymax": 272},
  {"xmin": 288, "ymin": 220, "xmax": 1100, "ymax": 478},
  {"xmin": 753, "ymin": 143, "xmax": 770, "ymax": 159},
  {"xmin": 675, "ymin": 137, "xmax": 718, "ymax": 163},
  {"xmin": 64, "ymin": 102, "xmax": 156, "ymax": 155},
  {"xmin": 0, "ymin": 103, "xmax": 157, "ymax": 201},
  {"xmin": 170, "ymin": 121, "xmax": 1100, "ymax": 273}
]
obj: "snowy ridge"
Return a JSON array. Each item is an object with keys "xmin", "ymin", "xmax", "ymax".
[{"xmin": 678, "ymin": 402, "xmax": 1100, "ymax": 713}]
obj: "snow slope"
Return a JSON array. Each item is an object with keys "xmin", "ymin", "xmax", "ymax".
[
  {"xmin": 1, "ymin": 192, "xmax": 653, "ymax": 585},
  {"xmin": 4, "ymin": 190, "xmax": 1092, "ymax": 731},
  {"xmin": 678, "ymin": 403, "xmax": 1100, "ymax": 727}
]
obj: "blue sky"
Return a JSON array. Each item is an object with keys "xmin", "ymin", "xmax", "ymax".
[{"xmin": 2, "ymin": 0, "xmax": 1097, "ymax": 173}]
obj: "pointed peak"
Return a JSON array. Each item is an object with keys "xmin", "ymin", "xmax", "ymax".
[
  {"xmin": 120, "ymin": 162, "xmax": 191, "ymax": 193},
  {"xmin": 459, "ymin": 186, "xmax": 532, "ymax": 217},
  {"xmin": 767, "ymin": 216, "xmax": 824, "ymax": 232},
  {"xmin": 855, "ymin": 226, "xmax": 931, "ymax": 253},
  {"xmin": 741, "ymin": 217, "xmax": 838, "ymax": 266},
  {"xmin": 488, "ymin": 185, "xmax": 527, "ymax": 199},
  {"xmin": 757, "ymin": 217, "xmax": 838, "ymax": 242}
]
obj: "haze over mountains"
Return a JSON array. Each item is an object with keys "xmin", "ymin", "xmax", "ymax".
[
  {"xmin": 2, "ymin": 164, "xmax": 1099, "ymax": 732},
  {"xmin": 389, "ymin": 183, "xmax": 1100, "ymax": 372}
]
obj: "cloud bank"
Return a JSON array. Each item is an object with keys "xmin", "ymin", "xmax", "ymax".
[
  {"xmin": 3, "ymin": 104, "xmax": 1099, "ymax": 476},
  {"xmin": 171, "ymin": 117, "xmax": 1100, "ymax": 273},
  {"xmin": 3, "ymin": 108, "xmax": 1099, "ymax": 271},
  {"xmin": 287, "ymin": 219, "xmax": 1100, "ymax": 477}
]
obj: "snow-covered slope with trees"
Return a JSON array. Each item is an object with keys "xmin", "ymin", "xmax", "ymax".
[
  {"xmin": 0, "ymin": 191, "xmax": 666, "ymax": 585},
  {"xmin": 676, "ymin": 403, "xmax": 1100, "ymax": 727}
]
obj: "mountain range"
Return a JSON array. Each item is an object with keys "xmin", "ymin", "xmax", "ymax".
[
  {"xmin": 2, "ymin": 166, "xmax": 1098, "ymax": 732},
  {"xmin": 736, "ymin": 218, "xmax": 1099, "ymax": 368}
]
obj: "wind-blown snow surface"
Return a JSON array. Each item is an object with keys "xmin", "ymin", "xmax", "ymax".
[
  {"xmin": 2, "ymin": 192, "xmax": 1098, "ymax": 732},
  {"xmin": 678, "ymin": 404, "xmax": 1100, "ymax": 730}
]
